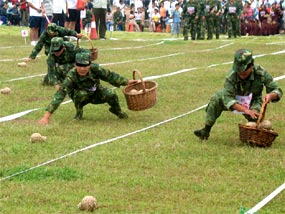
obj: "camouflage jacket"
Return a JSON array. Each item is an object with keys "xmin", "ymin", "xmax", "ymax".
[
  {"xmin": 113, "ymin": 11, "xmax": 123, "ymax": 23},
  {"xmin": 47, "ymin": 41, "xmax": 88, "ymax": 84},
  {"xmin": 182, "ymin": 0, "xmax": 200, "ymax": 18},
  {"xmin": 223, "ymin": 64, "xmax": 283, "ymax": 110},
  {"xmin": 224, "ymin": 1, "xmax": 241, "ymax": 17},
  {"xmin": 29, "ymin": 26, "xmax": 78, "ymax": 59},
  {"xmin": 204, "ymin": 0, "xmax": 221, "ymax": 16},
  {"xmin": 46, "ymin": 63, "xmax": 129, "ymax": 113}
]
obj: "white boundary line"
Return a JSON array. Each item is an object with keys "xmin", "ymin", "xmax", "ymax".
[
  {"xmin": 245, "ymin": 182, "xmax": 285, "ymax": 214},
  {"xmin": 0, "ymin": 104, "xmax": 207, "ymax": 182}
]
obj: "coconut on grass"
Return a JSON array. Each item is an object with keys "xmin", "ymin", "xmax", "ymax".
[
  {"xmin": 30, "ymin": 133, "xmax": 47, "ymax": 143},
  {"xmin": 78, "ymin": 196, "xmax": 98, "ymax": 211},
  {"xmin": 0, "ymin": 87, "xmax": 11, "ymax": 94}
]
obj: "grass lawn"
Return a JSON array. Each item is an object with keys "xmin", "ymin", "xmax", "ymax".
[{"xmin": 0, "ymin": 26, "xmax": 284, "ymax": 214}]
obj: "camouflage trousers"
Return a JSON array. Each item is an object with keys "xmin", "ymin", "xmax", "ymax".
[
  {"xmin": 206, "ymin": 15, "xmax": 220, "ymax": 39},
  {"xmin": 205, "ymin": 90, "xmax": 262, "ymax": 126},
  {"xmin": 69, "ymin": 86, "xmax": 122, "ymax": 117},
  {"xmin": 183, "ymin": 16, "xmax": 198, "ymax": 40},
  {"xmin": 227, "ymin": 15, "xmax": 239, "ymax": 38},
  {"xmin": 197, "ymin": 17, "xmax": 206, "ymax": 40}
]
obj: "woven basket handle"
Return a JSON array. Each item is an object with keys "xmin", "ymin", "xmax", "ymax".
[
  {"xmin": 132, "ymin": 69, "xmax": 146, "ymax": 92},
  {"xmin": 256, "ymin": 101, "xmax": 267, "ymax": 126},
  {"xmin": 77, "ymin": 34, "xmax": 95, "ymax": 50}
]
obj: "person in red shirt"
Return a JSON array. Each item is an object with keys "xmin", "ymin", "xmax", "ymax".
[{"xmin": 20, "ymin": 0, "xmax": 29, "ymax": 26}]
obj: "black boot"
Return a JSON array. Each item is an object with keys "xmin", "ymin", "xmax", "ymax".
[
  {"xmin": 109, "ymin": 107, "xmax": 128, "ymax": 119},
  {"xmin": 194, "ymin": 125, "xmax": 212, "ymax": 141},
  {"xmin": 74, "ymin": 109, "xmax": 83, "ymax": 120}
]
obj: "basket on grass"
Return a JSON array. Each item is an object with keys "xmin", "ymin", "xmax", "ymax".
[
  {"xmin": 77, "ymin": 35, "xmax": 98, "ymax": 61},
  {"xmin": 238, "ymin": 102, "xmax": 278, "ymax": 147},
  {"xmin": 123, "ymin": 70, "xmax": 158, "ymax": 111}
]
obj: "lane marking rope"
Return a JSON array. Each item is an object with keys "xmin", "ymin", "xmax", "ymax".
[{"xmin": 0, "ymin": 104, "xmax": 207, "ymax": 182}]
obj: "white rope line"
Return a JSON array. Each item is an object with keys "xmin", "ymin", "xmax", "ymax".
[
  {"xmin": 0, "ymin": 104, "xmax": 207, "ymax": 182},
  {"xmin": 245, "ymin": 182, "xmax": 285, "ymax": 214}
]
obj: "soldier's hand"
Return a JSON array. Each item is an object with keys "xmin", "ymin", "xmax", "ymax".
[
  {"xmin": 244, "ymin": 109, "xmax": 259, "ymax": 120},
  {"xmin": 24, "ymin": 57, "xmax": 32, "ymax": 62},
  {"xmin": 55, "ymin": 84, "xmax": 61, "ymax": 91},
  {"xmin": 39, "ymin": 112, "xmax": 51, "ymax": 125},
  {"xmin": 76, "ymin": 33, "xmax": 83, "ymax": 39},
  {"xmin": 128, "ymin": 79, "xmax": 138, "ymax": 86}
]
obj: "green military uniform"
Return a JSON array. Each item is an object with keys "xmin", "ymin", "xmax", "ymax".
[
  {"xmin": 47, "ymin": 37, "xmax": 88, "ymax": 85},
  {"xmin": 182, "ymin": 0, "xmax": 200, "ymax": 40},
  {"xmin": 224, "ymin": 0, "xmax": 241, "ymax": 38},
  {"xmin": 194, "ymin": 49, "xmax": 283, "ymax": 141},
  {"xmin": 197, "ymin": 0, "xmax": 206, "ymax": 40},
  {"xmin": 46, "ymin": 52, "xmax": 129, "ymax": 120},
  {"xmin": 113, "ymin": 9, "xmax": 124, "ymax": 31},
  {"xmin": 205, "ymin": 0, "xmax": 221, "ymax": 39},
  {"xmin": 28, "ymin": 23, "xmax": 79, "ymax": 85}
]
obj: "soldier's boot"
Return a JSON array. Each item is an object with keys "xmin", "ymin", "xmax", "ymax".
[
  {"xmin": 41, "ymin": 74, "xmax": 49, "ymax": 85},
  {"xmin": 74, "ymin": 108, "xmax": 83, "ymax": 120},
  {"xmin": 109, "ymin": 107, "xmax": 128, "ymax": 119},
  {"xmin": 194, "ymin": 125, "xmax": 212, "ymax": 142}
]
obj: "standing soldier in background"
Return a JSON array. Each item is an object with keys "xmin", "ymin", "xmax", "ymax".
[
  {"xmin": 47, "ymin": 37, "xmax": 89, "ymax": 89},
  {"xmin": 235, "ymin": 0, "xmax": 243, "ymax": 37},
  {"xmin": 24, "ymin": 23, "xmax": 83, "ymax": 85},
  {"xmin": 182, "ymin": 0, "xmax": 200, "ymax": 40},
  {"xmin": 197, "ymin": 0, "xmax": 206, "ymax": 40},
  {"xmin": 205, "ymin": 0, "xmax": 221, "ymax": 40},
  {"xmin": 224, "ymin": 0, "xmax": 241, "ymax": 38}
]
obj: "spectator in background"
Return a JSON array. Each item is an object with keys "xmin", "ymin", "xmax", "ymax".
[
  {"xmin": 135, "ymin": 6, "xmax": 145, "ymax": 31},
  {"xmin": 0, "ymin": 1, "xmax": 8, "ymax": 25},
  {"xmin": 8, "ymin": 3, "xmax": 21, "ymax": 25},
  {"xmin": 159, "ymin": 1, "xmax": 166, "ymax": 32},
  {"xmin": 52, "ymin": 0, "xmax": 68, "ymax": 26},
  {"xmin": 113, "ymin": 6, "xmax": 123, "ymax": 30},
  {"xmin": 20, "ymin": 0, "xmax": 29, "ymax": 26},
  {"xmin": 65, "ymin": 0, "xmax": 79, "ymax": 31},
  {"xmin": 41, "ymin": 0, "xmax": 53, "ymax": 34},
  {"xmin": 171, "ymin": 3, "xmax": 181, "ymax": 37},
  {"xmin": 93, "ymin": 0, "xmax": 108, "ymax": 39},
  {"xmin": 116, "ymin": 0, "xmax": 126, "ymax": 31},
  {"xmin": 106, "ymin": 7, "xmax": 113, "ymax": 31},
  {"xmin": 27, "ymin": 0, "xmax": 44, "ymax": 46}
]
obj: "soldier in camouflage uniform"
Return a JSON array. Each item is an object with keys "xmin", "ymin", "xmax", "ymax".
[
  {"xmin": 24, "ymin": 23, "xmax": 83, "ymax": 85},
  {"xmin": 39, "ymin": 52, "xmax": 138, "ymax": 125},
  {"xmin": 224, "ymin": 0, "xmax": 241, "ymax": 38},
  {"xmin": 47, "ymin": 37, "xmax": 89, "ymax": 88},
  {"xmin": 205, "ymin": 0, "xmax": 221, "ymax": 39},
  {"xmin": 182, "ymin": 0, "xmax": 200, "ymax": 40},
  {"xmin": 194, "ymin": 49, "xmax": 283, "ymax": 141},
  {"xmin": 197, "ymin": 0, "xmax": 206, "ymax": 40},
  {"xmin": 113, "ymin": 7, "xmax": 124, "ymax": 31}
]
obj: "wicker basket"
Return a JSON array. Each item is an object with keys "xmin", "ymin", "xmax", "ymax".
[
  {"xmin": 123, "ymin": 70, "xmax": 158, "ymax": 111},
  {"xmin": 238, "ymin": 102, "xmax": 278, "ymax": 147},
  {"xmin": 77, "ymin": 35, "xmax": 98, "ymax": 61}
]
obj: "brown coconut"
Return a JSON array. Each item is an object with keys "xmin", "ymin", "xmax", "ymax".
[
  {"xmin": 78, "ymin": 196, "xmax": 98, "ymax": 211},
  {"xmin": 30, "ymin": 133, "xmax": 47, "ymax": 143}
]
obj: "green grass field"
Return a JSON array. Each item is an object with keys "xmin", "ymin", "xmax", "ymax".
[{"xmin": 0, "ymin": 26, "xmax": 284, "ymax": 214}]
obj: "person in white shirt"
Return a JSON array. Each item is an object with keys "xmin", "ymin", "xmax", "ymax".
[
  {"xmin": 52, "ymin": 0, "xmax": 68, "ymax": 26},
  {"xmin": 27, "ymin": 0, "xmax": 44, "ymax": 46},
  {"xmin": 65, "ymin": 0, "xmax": 79, "ymax": 30}
]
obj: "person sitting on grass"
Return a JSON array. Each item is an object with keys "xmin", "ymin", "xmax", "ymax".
[
  {"xmin": 194, "ymin": 49, "xmax": 283, "ymax": 142},
  {"xmin": 39, "ymin": 52, "xmax": 138, "ymax": 125}
]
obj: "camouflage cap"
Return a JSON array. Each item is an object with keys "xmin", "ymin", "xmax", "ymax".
[
  {"xmin": 47, "ymin": 23, "xmax": 57, "ymax": 34},
  {"xmin": 233, "ymin": 49, "xmax": 253, "ymax": 72},
  {"xmin": 51, "ymin": 37, "xmax": 64, "ymax": 52},
  {"xmin": 75, "ymin": 52, "xmax": 91, "ymax": 65}
]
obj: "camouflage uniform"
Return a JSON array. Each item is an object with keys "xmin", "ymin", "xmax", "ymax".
[
  {"xmin": 28, "ymin": 23, "xmax": 79, "ymax": 85},
  {"xmin": 47, "ymin": 37, "xmax": 88, "ymax": 85},
  {"xmin": 194, "ymin": 49, "xmax": 283, "ymax": 140},
  {"xmin": 182, "ymin": 0, "xmax": 200, "ymax": 40},
  {"xmin": 46, "ymin": 52, "xmax": 129, "ymax": 120},
  {"xmin": 205, "ymin": 0, "xmax": 221, "ymax": 39},
  {"xmin": 197, "ymin": 0, "xmax": 206, "ymax": 40},
  {"xmin": 224, "ymin": 0, "xmax": 241, "ymax": 38},
  {"xmin": 113, "ymin": 10, "xmax": 124, "ymax": 31}
]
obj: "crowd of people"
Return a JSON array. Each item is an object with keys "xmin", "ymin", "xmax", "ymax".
[{"xmin": 0, "ymin": 0, "xmax": 285, "ymax": 41}]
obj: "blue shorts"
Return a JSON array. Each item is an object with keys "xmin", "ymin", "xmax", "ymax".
[{"xmin": 29, "ymin": 16, "xmax": 42, "ymax": 28}]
